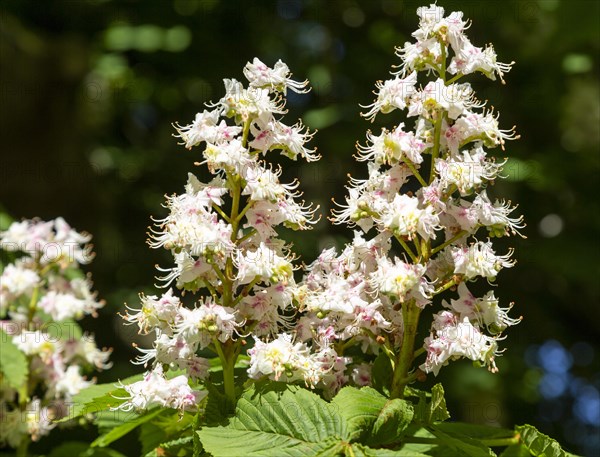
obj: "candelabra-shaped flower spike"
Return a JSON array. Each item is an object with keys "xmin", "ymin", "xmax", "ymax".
[
  {"xmin": 120, "ymin": 58, "xmax": 319, "ymax": 407},
  {"xmin": 297, "ymin": 3, "xmax": 523, "ymax": 399}
]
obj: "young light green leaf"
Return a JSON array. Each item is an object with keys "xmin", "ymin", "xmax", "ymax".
[
  {"xmin": 0, "ymin": 328, "xmax": 28, "ymax": 390},
  {"xmin": 330, "ymin": 386, "xmax": 388, "ymax": 441},
  {"xmin": 516, "ymin": 424, "xmax": 573, "ymax": 457},
  {"xmin": 407, "ymin": 384, "xmax": 449, "ymax": 424},
  {"xmin": 367, "ymin": 399, "xmax": 414, "ymax": 447},
  {"xmin": 197, "ymin": 384, "xmax": 345, "ymax": 457},
  {"xmin": 91, "ymin": 408, "xmax": 163, "ymax": 448},
  {"xmin": 429, "ymin": 384, "xmax": 450, "ymax": 422}
]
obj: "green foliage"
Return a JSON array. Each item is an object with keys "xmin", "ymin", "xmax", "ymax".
[
  {"xmin": 191, "ymin": 384, "xmax": 578, "ymax": 457},
  {"xmin": 0, "ymin": 328, "xmax": 28, "ymax": 390}
]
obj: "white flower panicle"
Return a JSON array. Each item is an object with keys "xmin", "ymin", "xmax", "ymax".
[
  {"xmin": 297, "ymin": 3, "xmax": 523, "ymax": 392},
  {"xmin": 119, "ymin": 58, "xmax": 320, "ymax": 410},
  {"xmin": 0, "ymin": 218, "xmax": 110, "ymax": 448}
]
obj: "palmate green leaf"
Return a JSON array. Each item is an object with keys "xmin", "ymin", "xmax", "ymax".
[
  {"xmin": 91, "ymin": 407, "xmax": 163, "ymax": 447},
  {"xmin": 331, "ymin": 386, "xmax": 388, "ymax": 441},
  {"xmin": 0, "ymin": 328, "xmax": 28, "ymax": 390},
  {"xmin": 197, "ymin": 383, "xmax": 345, "ymax": 457},
  {"xmin": 516, "ymin": 424, "xmax": 576, "ymax": 457}
]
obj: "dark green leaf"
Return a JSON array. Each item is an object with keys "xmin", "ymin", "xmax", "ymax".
[{"xmin": 197, "ymin": 383, "xmax": 344, "ymax": 457}]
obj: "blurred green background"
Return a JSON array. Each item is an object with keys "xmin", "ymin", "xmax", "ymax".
[{"xmin": 1, "ymin": 0, "xmax": 598, "ymax": 455}]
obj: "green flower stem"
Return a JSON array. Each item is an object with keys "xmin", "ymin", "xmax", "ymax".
[
  {"xmin": 16, "ymin": 435, "xmax": 30, "ymax": 457},
  {"xmin": 445, "ymin": 72, "xmax": 463, "ymax": 85},
  {"xmin": 203, "ymin": 280, "xmax": 219, "ymax": 302},
  {"xmin": 429, "ymin": 114, "xmax": 443, "ymax": 184},
  {"xmin": 215, "ymin": 117, "xmax": 253, "ymax": 404},
  {"xmin": 429, "ymin": 40, "xmax": 447, "ymax": 184},
  {"xmin": 231, "ymin": 276, "xmax": 260, "ymax": 307},
  {"xmin": 404, "ymin": 159, "xmax": 428, "ymax": 187},
  {"xmin": 237, "ymin": 228, "xmax": 257, "ymax": 244},
  {"xmin": 395, "ymin": 235, "xmax": 418, "ymax": 263},
  {"xmin": 433, "ymin": 277, "xmax": 459, "ymax": 296},
  {"xmin": 214, "ymin": 340, "xmax": 237, "ymax": 404},
  {"xmin": 390, "ymin": 300, "xmax": 421, "ymax": 399},
  {"xmin": 431, "ymin": 230, "xmax": 468, "ymax": 256},
  {"xmin": 211, "ymin": 203, "xmax": 231, "ymax": 223}
]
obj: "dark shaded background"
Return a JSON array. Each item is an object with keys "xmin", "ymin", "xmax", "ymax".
[{"xmin": 1, "ymin": 0, "xmax": 598, "ymax": 455}]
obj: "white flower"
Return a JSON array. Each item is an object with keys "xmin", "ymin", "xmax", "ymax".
[
  {"xmin": 380, "ymin": 194, "xmax": 441, "ymax": 240},
  {"xmin": 436, "ymin": 146, "xmax": 502, "ymax": 195},
  {"xmin": 0, "ymin": 263, "xmax": 39, "ymax": 297},
  {"xmin": 202, "ymin": 138, "xmax": 255, "ymax": 175},
  {"xmin": 251, "ymin": 118, "xmax": 319, "ymax": 162},
  {"xmin": 451, "ymin": 241, "xmax": 515, "ymax": 281},
  {"xmin": 176, "ymin": 301, "xmax": 241, "ymax": 349},
  {"xmin": 242, "ymin": 164, "xmax": 299, "ymax": 202},
  {"xmin": 421, "ymin": 311, "xmax": 500, "ymax": 376},
  {"xmin": 55, "ymin": 365, "xmax": 92, "ymax": 398},
  {"xmin": 361, "ymin": 71, "xmax": 418, "ymax": 121},
  {"xmin": 13, "ymin": 331, "xmax": 59, "ymax": 359},
  {"xmin": 173, "ymin": 109, "xmax": 242, "ymax": 149},
  {"xmin": 408, "ymin": 80, "xmax": 481, "ymax": 120},
  {"xmin": 0, "ymin": 218, "xmax": 93, "ymax": 267},
  {"xmin": 357, "ymin": 123, "xmax": 427, "ymax": 165},
  {"xmin": 124, "ymin": 289, "xmax": 182, "ymax": 335},
  {"xmin": 217, "ymin": 78, "xmax": 284, "ymax": 123},
  {"xmin": 247, "ymin": 333, "xmax": 309, "ymax": 382},
  {"xmin": 114, "ymin": 368, "xmax": 203, "ymax": 412},
  {"xmin": 236, "ymin": 242, "xmax": 294, "ymax": 284},
  {"xmin": 24, "ymin": 399, "xmax": 56, "ymax": 442},
  {"xmin": 448, "ymin": 41, "xmax": 514, "ymax": 84},
  {"xmin": 444, "ymin": 283, "xmax": 521, "ymax": 334},
  {"xmin": 244, "ymin": 58, "xmax": 309, "ymax": 94},
  {"xmin": 370, "ymin": 256, "xmax": 431, "ymax": 305}
]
